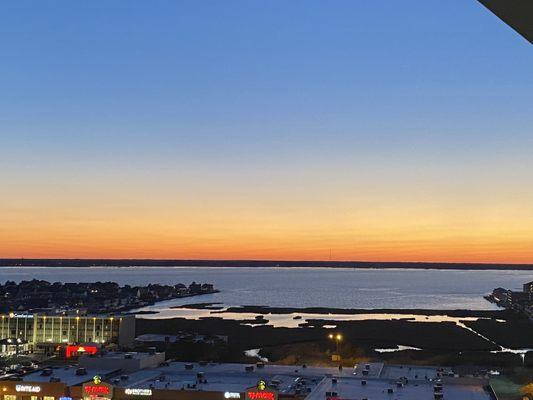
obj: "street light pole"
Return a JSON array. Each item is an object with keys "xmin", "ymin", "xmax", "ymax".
[{"xmin": 328, "ymin": 333, "xmax": 342, "ymax": 357}]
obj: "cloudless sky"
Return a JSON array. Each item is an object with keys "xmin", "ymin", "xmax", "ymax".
[{"xmin": 1, "ymin": 1, "xmax": 532, "ymax": 262}]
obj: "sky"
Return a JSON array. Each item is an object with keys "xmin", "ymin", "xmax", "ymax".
[{"xmin": 1, "ymin": 1, "xmax": 532, "ymax": 263}]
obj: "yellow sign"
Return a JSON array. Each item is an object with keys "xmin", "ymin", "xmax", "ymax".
[{"xmin": 93, "ymin": 376, "xmax": 102, "ymax": 385}]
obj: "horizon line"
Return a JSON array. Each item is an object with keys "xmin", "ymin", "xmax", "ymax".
[{"xmin": 1, "ymin": 257, "xmax": 533, "ymax": 267}]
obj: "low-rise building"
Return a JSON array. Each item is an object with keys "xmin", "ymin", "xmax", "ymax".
[
  {"xmin": 0, "ymin": 360, "xmax": 495, "ymax": 400},
  {"xmin": 135, "ymin": 334, "xmax": 228, "ymax": 345},
  {"xmin": 0, "ymin": 314, "xmax": 135, "ymax": 353},
  {"xmin": 79, "ymin": 351, "xmax": 166, "ymax": 373},
  {"xmin": 0, "ymin": 338, "xmax": 30, "ymax": 356}
]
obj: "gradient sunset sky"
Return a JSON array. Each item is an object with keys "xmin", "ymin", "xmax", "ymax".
[{"xmin": 1, "ymin": 1, "xmax": 532, "ymax": 263}]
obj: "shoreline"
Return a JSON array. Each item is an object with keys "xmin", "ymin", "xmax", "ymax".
[
  {"xmin": 172, "ymin": 303, "xmax": 513, "ymax": 318},
  {"xmin": 136, "ymin": 303, "xmax": 533, "ymax": 356},
  {"xmin": 2, "ymin": 259, "xmax": 533, "ymax": 270},
  {"xmin": 135, "ymin": 308, "xmax": 533, "ymax": 366},
  {"xmin": 110, "ymin": 289, "xmax": 220, "ymax": 314}
]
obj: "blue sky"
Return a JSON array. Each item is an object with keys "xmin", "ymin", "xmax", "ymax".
[
  {"xmin": 1, "ymin": 1, "xmax": 531, "ymax": 165},
  {"xmin": 1, "ymin": 1, "xmax": 532, "ymax": 261}
]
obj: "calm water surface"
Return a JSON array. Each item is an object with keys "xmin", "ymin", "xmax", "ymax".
[{"xmin": 1, "ymin": 266, "xmax": 531, "ymax": 310}]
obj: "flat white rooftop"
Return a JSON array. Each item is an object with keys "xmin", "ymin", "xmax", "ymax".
[
  {"xmin": 18, "ymin": 361, "xmax": 492, "ymax": 400},
  {"xmin": 109, "ymin": 362, "xmax": 490, "ymax": 400},
  {"xmin": 23, "ymin": 367, "xmax": 118, "ymax": 386},
  {"xmin": 119, "ymin": 362, "xmax": 328, "ymax": 395},
  {"xmin": 89, "ymin": 351, "xmax": 162, "ymax": 360},
  {"xmin": 308, "ymin": 375, "xmax": 491, "ymax": 400}
]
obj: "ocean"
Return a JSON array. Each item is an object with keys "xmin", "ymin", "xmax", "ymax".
[{"xmin": 1, "ymin": 266, "xmax": 531, "ymax": 311}]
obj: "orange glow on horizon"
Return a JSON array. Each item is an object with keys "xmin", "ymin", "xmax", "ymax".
[
  {"xmin": 2, "ymin": 180, "xmax": 533, "ymax": 265},
  {"xmin": 2, "ymin": 228, "xmax": 533, "ymax": 264}
]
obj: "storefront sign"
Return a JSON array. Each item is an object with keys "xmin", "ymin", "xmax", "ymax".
[
  {"xmin": 66, "ymin": 345, "xmax": 98, "ymax": 358},
  {"xmin": 10, "ymin": 313, "xmax": 34, "ymax": 319},
  {"xmin": 224, "ymin": 393, "xmax": 241, "ymax": 399},
  {"xmin": 16, "ymin": 385, "xmax": 41, "ymax": 393},
  {"xmin": 84, "ymin": 386, "xmax": 112, "ymax": 396},
  {"xmin": 82, "ymin": 378, "xmax": 113, "ymax": 399},
  {"xmin": 124, "ymin": 389, "xmax": 153, "ymax": 396},
  {"xmin": 245, "ymin": 381, "xmax": 277, "ymax": 400},
  {"xmin": 246, "ymin": 392, "xmax": 275, "ymax": 400}
]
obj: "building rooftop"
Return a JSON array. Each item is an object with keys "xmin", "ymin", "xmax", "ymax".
[
  {"xmin": 307, "ymin": 375, "xmax": 491, "ymax": 400},
  {"xmin": 23, "ymin": 367, "xmax": 119, "ymax": 386},
  {"xmin": 116, "ymin": 362, "xmax": 331, "ymax": 395},
  {"xmin": 380, "ymin": 364, "xmax": 453, "ymax": 381},
  {"xmin": 88, "ymin": 351, "xmax": 161, "ymax": 361},
  {"xmin": 14, "ymin": 360, "xmax": 492, "ymax": 400},
  {"xmin": 100, "ymin": 361, "xmax": 490, "ymax": 400}
]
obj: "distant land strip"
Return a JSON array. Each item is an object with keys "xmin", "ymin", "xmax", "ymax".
[{"xmin": 1, "ymin": 259, "xmax": 533, "ymax": 270}]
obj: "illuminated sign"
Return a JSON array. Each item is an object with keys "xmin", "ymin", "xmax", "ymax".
[
  {"xmin": 66, "ymin": 345, "xmax": 98, "ymax": 358},
  {"xmin": 84, "ymin": 386, "xmax": 111, "ymax": 396},
  {"xmin": 16, "ymin": 385, "xmax": 41, "ymax": 393},
  {"xmin": 124, "ymin": 389, "xmax": 153, "ymax": 396},
  {"xmin": 9, "ymin": 313, "xmax": 34, "ymax": 319},
  {"xmin": 60, "ymin": 397, "xmax": 73, "ymax": 400},
  {"xmin": 246, "ymin": 392, "xmax": 275, "ymax": 400},
  {"xmin": 245, "ymin": 381, "xmax": 277, "ymax": 400},
  {"xmin": 82, "ymin": 378, "xmax": 113, "ymax": 399},
  {"xmin": 224, "ymin": 393, "xmax": 241, "ymax": 399}
]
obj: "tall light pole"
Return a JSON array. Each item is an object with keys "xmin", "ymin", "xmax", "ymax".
[{"xmin": 328, "ymin": 333, "xmax": 342, "ymax": 356}]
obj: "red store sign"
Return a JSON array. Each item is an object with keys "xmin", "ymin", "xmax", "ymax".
[
  {"xmin": 82, "ymin": 381, "xmax": 113, "ymax": 399},
  {"xmin": 246, "ymin": 392, "xmax": 276, "ymax": 400},
  {"xmin": 245, "ymin": 382, "xmax": 277, "ymax": 400},
  {"xmin": 66, "ymin": 345, "xmax": 99, "ymax": 358},
  {"xmin": 84, "ymin": 386, "xmax": 111, "ymax": 396}
]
